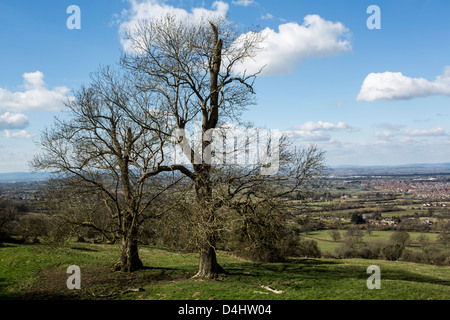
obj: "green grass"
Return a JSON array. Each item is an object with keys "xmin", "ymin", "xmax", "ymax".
[
  {"xmin": 302, "ymin": 230, "xmax": 439, "ymax": 254},
  {"xmin": 139, "ymin": 259, "xmax": 450, "ymax": 300},
  {"xmin": 302, "ymin": 230, "xmax": 441, "ymax": 254},
  {"xmin": 1, "ymin": 241, "xmax": 449, "ymax": 300},
  {"xmin": 308, "ymin": 230, "xmax": 439, "ymax": 242},
  {"xmin": 0, "ymin": 242, "xmax": 119, "ymax": 296}
]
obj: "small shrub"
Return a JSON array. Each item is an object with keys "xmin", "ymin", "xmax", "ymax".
[
  {"xmin": 345, "ymin": 228, "xmax": 364, "ymax": 238},
  {"xmin": 335, "ymin": 235, "xmax": 366, "ymax": 259},
  {"xmin": 380, "ymin": 243, "xmax": 404, "ymax": 261},
  {"xmin": 390, "ymin": 231, "xmax": 410, "ymax": 246},
  {"xmin": 328, "ymin": 230, "xmax": 341, "ymax": 242},
  {"xmin": 421, "ymin": 245, "xmax": 449, "ymax": 266},
  {"xmin": 416, "ymin": 234, "xmax": 430, "ymax": 248},
  {"xmin": 366, "ymin": 241, "xmax": 384, "ymax": 259},
  {"xmin": 322, "ymin": 251, "xmax": 336, "ymax": 259},
  {"xmin": 224, "ymin": 202, "xmax": 299, "ymax": 263},
  {"xmin": 400, "ymin": 249, "xmax": 423, "ymax": 264},
  {"xmin": 436, "ymin": 233, "xmax": 450, "ymax": 248},
  {"xmin": 294, "ymin": 238, "xmax": 322, "ymax": 258}
]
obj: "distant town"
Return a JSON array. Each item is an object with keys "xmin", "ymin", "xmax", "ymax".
[
  {"xmin": 365, "ymin": 177, "xmax": 450, "ymax": 200},
  {"xmin": 1, "ymin": 164, "xmax": 449, "ymax": 202},
  {"xmin": 329, "ymin": 163, "xmax": 450, "ymax": 200}
]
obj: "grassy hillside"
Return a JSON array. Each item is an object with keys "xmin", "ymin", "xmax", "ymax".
[{"xmin": 1, "ymin": 241, "xmax": 449, "ymax": 300}]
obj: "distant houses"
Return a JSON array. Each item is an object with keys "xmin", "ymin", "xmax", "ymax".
[{"xmin": 371, "ymin": 217, "xmax": 397, "ymax": 227}]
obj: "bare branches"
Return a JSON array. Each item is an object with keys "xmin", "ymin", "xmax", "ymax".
[
  {"xmin": 138, "ymin": 165, "xmax": 196, "ymax": 183},
  {"xmin": 32, "ymin": 13, "xmax": 327, "ymax": 275},
  {"xmin": 31, "ymin": 63, "xmax": 185, "ymax": 271},
  {"xmin": 121, "ymin": 13, "xmax": 263, "ymax": 150}
]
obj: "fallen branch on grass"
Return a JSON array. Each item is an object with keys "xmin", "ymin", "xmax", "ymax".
[
  {"xmin": 260, "ymin": 285, "xmax": 285, "ymax": 294},
  {"xmin": 91, "ymin": 287, "xmax": 145, "ymax": 298}
]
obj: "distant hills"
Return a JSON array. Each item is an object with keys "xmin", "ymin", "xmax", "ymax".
[
  {"xmin": 0, "ymin": 172, "xmax": 53, "ymax": 183},
  {"xmin": 330, "ymin": 163, "xmax": 450, "ymax": 177},
  {"xmin": 0, "ymin": 163, "xmax": 450, "ymax": 182}
]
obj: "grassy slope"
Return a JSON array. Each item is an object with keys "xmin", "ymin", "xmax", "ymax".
[{"xmin": 1, "ymin": 242, "xmax": 449, "ymax": 300}]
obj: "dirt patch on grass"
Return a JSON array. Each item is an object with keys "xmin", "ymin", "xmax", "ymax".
[{"xmin": 16, "ymin": 265, "xmax": 189, "ymax": 300}]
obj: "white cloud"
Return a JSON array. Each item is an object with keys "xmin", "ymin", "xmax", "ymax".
[
  {"xmin": 119, "ymin": 0, "xmax": 229, "ymax": 53},
  {"xmin": 233, "ymin": 15, "xmax": 352, "ymax": 76},
  {"xmin": 375, "ymin": 125, "xmax": 447, "ymax": 140},
  {"xmin": 1, "ymin": 129, "xmax": 34, "ymax": 139},
  {"xmin": 23, "ymin": 72, "xmax": 46, "ymax": 90},
  {"xmin": 0, "ymin": 71, "xmax": 72, "ymax": 112},
  {"xmin": 287, "ymin": 121, "xmax": 358, "ymax": 142},
  {"xmin": 404, "ymin": 127, "xmax": 447, "ymax": 137},
  {"xmin": 232, "ymin": 0, "xmax": 257, "ymax": 6},
  {"xmin": 119, "ymin": 2, "xmax": 351, "ymax": 76},
  {"xmin": 287, "ymin": 130, "xmax": 331, "ymax": 142},
  {"xmin": 286, "ymin": 123, "xmax": 450, "ymax": 166},
  {"xmin": 297, "ymin": 121, "xmax": 357, "ymax": 132},
  {"xmin": 325, "ymin": 134, "xmax": 450, "ymax": 166},
  {"xmin": 357, "ymin": 66, "xmax": 450, "ymax": 102},
  {"xmin": 0, "ymin": 112, "xmax": 29, "ymax": 130},
  {"xmin": 261, "ymin": 13, "xmax": 274, "ymax": 20}
]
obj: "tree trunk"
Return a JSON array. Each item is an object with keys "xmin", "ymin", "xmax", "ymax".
[
  {"xmin": 192, "ymin": 235, "xmax": 226, "ymax": 279},
  {"xmin": 112, "ymin": 235, "xmax": 143, "ymax": 272},
  {"xmin": 111, "ymin": 221, "xmax": 143, "ymax": 272},
  {"xmin": 192, "ymin": 166, "xmax": 226, "ymax": 279},
  {"xmin": 190, "ymin": 22, "xmax": 226, "ymax": 280}
]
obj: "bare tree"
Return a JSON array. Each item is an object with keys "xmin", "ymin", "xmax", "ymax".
[
  {"xmin": 119, "ymin": 14, "xmax": 326, "ymax": 278},
  {"xmin": 31, "ymin": 66, "xmax": 182, "ymax": 272},
  {"xmin": 119, "ymin": 14, "xmax": 272, "ymax": 278}
]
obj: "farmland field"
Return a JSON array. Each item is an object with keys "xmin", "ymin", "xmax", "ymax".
[{"xmin": 301, "ymin": 230, "xmax": 441, "ymax": 254}]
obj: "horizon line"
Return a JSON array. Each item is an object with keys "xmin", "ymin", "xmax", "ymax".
[{"xmin": 0, "ymin": 162, "xmax": 449, "ymax": 175}]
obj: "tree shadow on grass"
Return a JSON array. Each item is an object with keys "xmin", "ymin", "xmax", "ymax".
[
  {"xmin": 3, "ymin": 264, "xmax": 191, "ymax": 300},
  {"xmin": 224, "ymin": 258, "xmax": 450, "ymax": 288},
  {"xmin": 3, "ymin": 254, "xmax": 449, "ymax": 300},
  {"xmin": 69, "ymin": 246, "xmax": 99, "ymax": 252}
]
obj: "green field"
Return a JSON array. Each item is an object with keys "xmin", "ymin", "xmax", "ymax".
[
  {"xmin": 302, "ymin": 230, "xmax": 441, "ymax": 254},
  {"xmin": 1, "ymin": 241, "xmax": 449, "ymax": 300}
]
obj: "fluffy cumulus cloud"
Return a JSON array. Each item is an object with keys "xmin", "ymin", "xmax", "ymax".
[
  {"xmin": 233, "ymin": 15, "xmax": 352, "ymax": 76},
  {"xmin": 119, "ymin": 2, "xmax": 351, "ymax": 76},
  {"xmin": 357, "ymin": 67, "xmax": 450, "ymax": 102},
  {"xmin": 0, "ymin": 71, "xmax": 72, "ymax": 112},
  {"xmin": 119, "ymin": 0, "xmax": 229, "ymax": 53},
  {"xmin": 0, "ymin": 112, "xmax": 29, "ymax": 130},
  {"xmin": 286, "ymin": 121, "xmax": 358, "ymax": 142},
  {"xmin": 1, "ymin": 129, "xmax": 33, "ymax": 139}
]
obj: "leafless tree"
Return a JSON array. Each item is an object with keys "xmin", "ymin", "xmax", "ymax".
[
  {"xmin": 31, "ymin": 66, "xmax": 183, "ymax": 272},
  {"xmin": 120, "ymin": 14, "xmax": 325, "ymax": 278}
]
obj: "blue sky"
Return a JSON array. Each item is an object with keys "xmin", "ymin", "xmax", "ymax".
[{"xmin": 0, "ymin": 0, "xmax": 449, "ymax": 172}]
